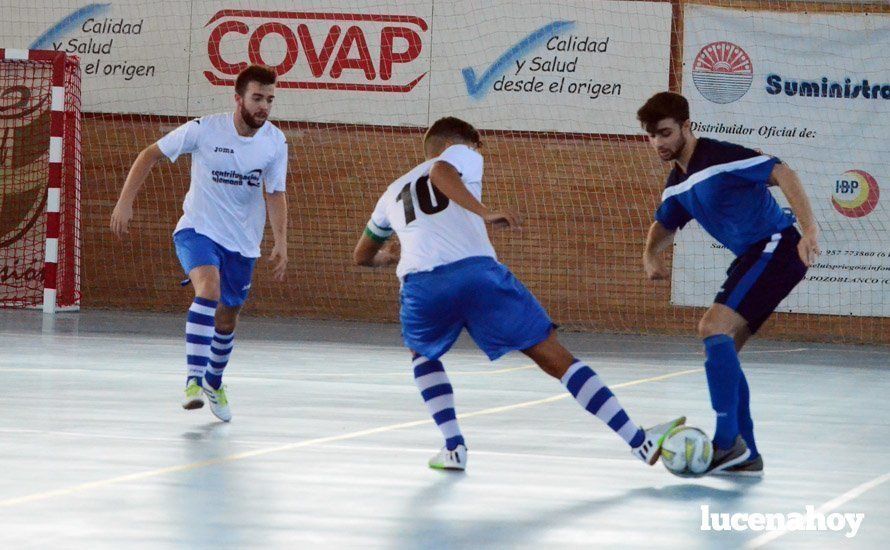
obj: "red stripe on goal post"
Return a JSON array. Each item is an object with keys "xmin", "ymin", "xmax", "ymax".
[{"xmin": 0, "ymin": 49, "xmax": 68, "ymax": 312}]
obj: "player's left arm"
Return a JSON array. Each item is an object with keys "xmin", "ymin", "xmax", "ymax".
[
  {"xmin": 769, "ymin": 163, "xmax": 821, "ymax": 266},
  {"xmin": 265, "ymin": 191, "xmax": 288, "ymax": 281},
  {"xmin": 264, "ymin": 136, "xmax": 289, "ymax": 281}
]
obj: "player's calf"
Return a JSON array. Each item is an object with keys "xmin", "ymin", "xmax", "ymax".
[{"xmin": 413, "ymin": 354, "xmax": 466, "ymax": 465}]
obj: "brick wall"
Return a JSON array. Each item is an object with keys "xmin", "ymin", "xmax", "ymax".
[{"xmin": 82, "ymin": 118, "xmax": 889, "ymax": 344}]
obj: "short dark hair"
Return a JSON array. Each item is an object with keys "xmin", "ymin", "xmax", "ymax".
[
  {"xmin": 235, "ymin": 65, "xmax": 276, "ymax": 96},
  {"xmin": 425, "ymin": 117, "xmax": 481, "ymax": 147},
  {"xmin": 637, "ymin": 92, "xmax": 690, "ymax": 132}
]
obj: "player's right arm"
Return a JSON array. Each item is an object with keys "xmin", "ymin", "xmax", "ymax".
[
  {"xmin": 111, "ymin": 118, "xmax": 202, "ymax": 238},
  {"xmin": 642, "ymin": 221, "xmax": 674, "ymax": 280},
  {"xmin": 110, "ymin": 143, "xmax": 167, "ymax": 238},
  {"xmin": 644, "ymin": 181, "xmax": 690, "ymax": 280},
  {"xmin": 429, "ymin": 161, "xmax": 520, "ymax": 229}
]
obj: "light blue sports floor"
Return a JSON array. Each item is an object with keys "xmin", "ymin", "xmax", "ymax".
[{"xmin": 0, "ymin": 309, "xmax": 887, "ymax": 549}]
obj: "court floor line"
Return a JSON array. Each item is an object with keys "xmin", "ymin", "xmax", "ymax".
[
  {"xmin": 0, "ymin": 329, "xmax": 817, "ymax": 356},
  {"xmin": 0, "ymin": 427, "xmax": 280, "ymax": 447},
  {"xmin": 0, "ymin": 368, "xmax": 698, "ymax": 508},
  {"xmin": 0, "ymin": 433, "xmax": 646, "ymax": 466},
  {"xmin": 596, "ymin": 348, "xmax": 810, "ymax": 357},
  {"xmin": 0, "ymin": 361, "xmax": 687, "ymax": 377},
  {"xmin": 746, "ymin": 471, "xmax": 890, "ymax": 548},
  {"xmin": 0, "ymin": 365, "xmax": 537, "ymax": 377}
]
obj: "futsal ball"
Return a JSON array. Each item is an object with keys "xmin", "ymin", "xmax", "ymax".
[{"xmin": 660, "ymin": 426, "xmax": 712, "ymax": 477}]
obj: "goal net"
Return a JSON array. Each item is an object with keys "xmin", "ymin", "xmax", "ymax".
[{"xmin": 1, "ymin": 1, "xmax": 887, "ymax": 343}]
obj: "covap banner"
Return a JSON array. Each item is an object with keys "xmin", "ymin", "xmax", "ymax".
[{"xmin": 2, "ymin": 1, "xmax": 672, "ymax": 134}]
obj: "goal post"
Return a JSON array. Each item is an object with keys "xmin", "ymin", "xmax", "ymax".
[{"xmin": 0, "ymin": 49, "xmax": 82, "ymax": 313}]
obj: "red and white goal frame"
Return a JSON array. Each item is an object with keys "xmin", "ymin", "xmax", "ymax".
[{"xmin": 0, "ymin": 49, "xmax": 81, "ymax": 313}]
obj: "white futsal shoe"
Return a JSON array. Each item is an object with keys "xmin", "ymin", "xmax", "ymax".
[
  {"xmin": 428, "ymin": 444, "xmax": 468, "ymax": 471},
  {"xmin": 182, "ymin": 378, "xmax": 204, "ymax": 410},
  {"xmin": 202, "ymin": 380, "xmax": 232, "ymax": 422},
  {"xmin": 632, "ymin": 416, "xmax": 687, "ymax": 465}
]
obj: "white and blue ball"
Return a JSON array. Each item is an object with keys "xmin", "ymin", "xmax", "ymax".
[{"xmin": 660, "ymin": 426, "xmax": 712, "ymax": 477}]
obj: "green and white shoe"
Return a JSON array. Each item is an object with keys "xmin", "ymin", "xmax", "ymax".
[
  {"xmin": 182, "ymin": 379, "xmax": 204, "ymax": 410},
  {"xmin": 632, "ymin": 416, "xmax": 687, "ymax": 465},
  {"xmin": 428, "ymin": 444, "xmax": 467, "ymax": 471},
  {"xmin": 202, "ymin": 381, "xmax": 232, "ymax": 422}
]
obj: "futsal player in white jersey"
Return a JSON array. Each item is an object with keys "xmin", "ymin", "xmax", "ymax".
[
  {"xmin": 110, "ymin": 65, "xmax": 289, "ymax": 422},
  {"xmin": 354, "ymin": 117, "xmax": 683, "ymax": 470}
]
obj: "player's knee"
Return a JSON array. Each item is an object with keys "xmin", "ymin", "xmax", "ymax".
[
  {"xmin": 195, "ymin": 287, "xmax": 221, "ymax": 302},
  {"xmin": 192, "ymin": 276, "xmax": 221, "ymax": 302},
  {"xmin": 697, "ymin": 318, "xmax": 725, "ymax": 339},
  {"xmin": 215, "ymin": 318, "xmax": 236, "ymax": 333},
  {"xmin": 215, "ymin": 314, "xmax": 237, "ymax": 333},
  {"xmin": 215, "ymin": 306, "xmax": 240, "ymax": 332}
]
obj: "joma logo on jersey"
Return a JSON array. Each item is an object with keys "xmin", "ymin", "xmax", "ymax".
[
  {"xmin": 204, "ymin": 10, "xmax": 428, "ymax": 93},
  {"xmin": 214, "ymin": 146, "xmax": 234, "ymax": 154}
]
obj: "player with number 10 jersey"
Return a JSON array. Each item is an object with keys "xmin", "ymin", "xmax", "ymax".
[{"xmin": 354, "ymin": 117, "xmax": 683, "ymax": 472}]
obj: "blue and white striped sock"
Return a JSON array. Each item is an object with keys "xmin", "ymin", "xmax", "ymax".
[
  {"xmin": 185, "ymin": 297, "xmax": 217, "ymax": 385},
  {"xmin": 204, "ymin": 330, "xmax": 235, "ymax": 390},
  {"xmin": 561, "ymin": 360, "xmax": 645, "ymax": 448},
  {"xmin": 413, "ymin": 355, "xmax": 465, "ymax": 450}
]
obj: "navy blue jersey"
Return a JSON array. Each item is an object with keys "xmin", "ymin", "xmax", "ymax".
[{"xmin": 655, "ymin": 138, "xmax": 794, "ymax": 256}]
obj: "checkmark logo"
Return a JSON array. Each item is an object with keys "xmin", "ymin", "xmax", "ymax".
[
  {"xmin": 461, "ymin": 20, "xmax": 576, "ymax": 100},
  {"xmin": 30, "ymin": 3, "xmax": 111, "ymax": 50}
]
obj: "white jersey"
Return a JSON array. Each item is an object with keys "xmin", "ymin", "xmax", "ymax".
[
  {"xmin": 157, "ymin": 112, "xmax": 287, "ymax": 258},
  {"xmin": 367, "ymin": 144, "xmax": 497, "ymax": 279}
]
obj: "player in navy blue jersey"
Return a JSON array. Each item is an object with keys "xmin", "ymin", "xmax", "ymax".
[{"xmin": 638, "ymin": 92, "xmax": 820, "ymax": 476}]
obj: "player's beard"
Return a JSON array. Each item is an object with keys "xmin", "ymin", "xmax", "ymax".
[
  {"xmin": 661, "ymin": 134, "xmax": 686, "ymax": 161},
  {"xmin": 240, "ymin": 104, "xmax": 267, "ymax": 129}
]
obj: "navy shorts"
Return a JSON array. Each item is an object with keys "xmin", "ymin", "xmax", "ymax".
[
  {"xmin": 173, "ymin": 229, "xmax": 257, "ymax": 308},
  {"xmin": 400, "ymin": 256, "xmax": 554, "ymax": 361},
  {"xmin": 715, "ymin": 226, "xmax": 807, "ymax": 333}
]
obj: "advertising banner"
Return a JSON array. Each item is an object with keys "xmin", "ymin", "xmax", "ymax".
[{"xmin": 676, "ymin": 6, "xmax": 890, "ymax": 317}]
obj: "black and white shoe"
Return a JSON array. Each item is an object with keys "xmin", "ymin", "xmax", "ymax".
[
  {"xmin": 711, "ymin": 453, "xmax": 763, "ymax": 477},
  {"xmin": 706, "ymin": 435, "xmax": 751, "ymax": 475}
]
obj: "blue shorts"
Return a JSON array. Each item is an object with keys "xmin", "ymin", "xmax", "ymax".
[
  {"xmin": 173, "ymin": 229, "xmax": 257, "ymax": 307},
  {"xmin": 715, "ymin": 226, "xmax": 807, "ymax": 333},
  {"xmin": 400, "ymin": 256, "xmax": 554, "ymax": 361}
]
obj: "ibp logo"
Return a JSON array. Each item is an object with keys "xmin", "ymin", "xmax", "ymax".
[
  {"xmin": 692, "ymin": 42, "xmax": 753, "ymax": 104},
  {"xmin": 204, "ymin": 10, "xmax": 428, "ymax": 92},
  {"xmin": 832, "ymin": 170, "xmax": 880, "ymax": 218}
]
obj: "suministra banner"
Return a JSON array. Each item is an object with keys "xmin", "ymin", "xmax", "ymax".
[{"xmin": 673, "ymin": 6, "xmax": 890, "ymax": 317}]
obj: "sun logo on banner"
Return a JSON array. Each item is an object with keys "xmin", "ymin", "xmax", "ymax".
[
  {"xmin": 832, "ymin": 170, "xmax": 880, "ymax": 218},
  {"xmin": 692, "ymin": 41, "xmax": 753, "ymax": 104}
]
